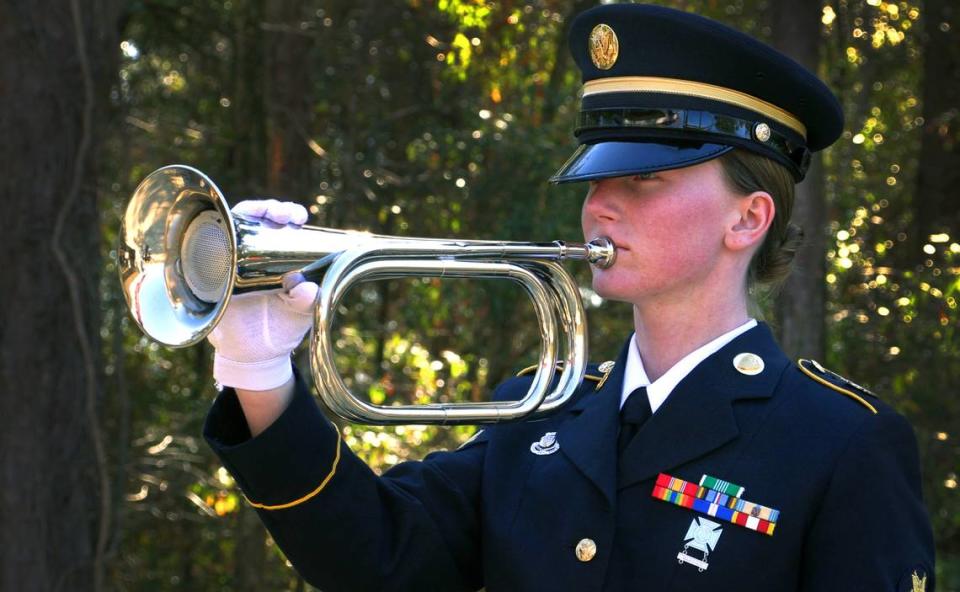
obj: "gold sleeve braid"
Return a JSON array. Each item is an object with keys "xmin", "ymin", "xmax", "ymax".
[{"xmin": 245, "ymin": 428, "xmax": 343, "ymax": 511}]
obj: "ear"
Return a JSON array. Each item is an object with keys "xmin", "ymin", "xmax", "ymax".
[{"xmin": 724, "ymin": 191, "xmax": 775, "ymax": 253}]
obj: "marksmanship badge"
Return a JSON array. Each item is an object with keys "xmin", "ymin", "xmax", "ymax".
[
  {"xmin": 589, "ymin": 24, "xmax": 619, "ymax": 70},
  {"xmin": 677, "ymin": 517, "xmax": 723, "ymax": 572},
  {"xmin": 530, "ymin": 431, "xmax": 560, "ymax": 455}
]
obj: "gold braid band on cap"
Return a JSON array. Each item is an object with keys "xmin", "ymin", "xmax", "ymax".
[
  {"xmin": 246, "ymin": 428, "xmax": 343, "ymax": 511},
  {"xmin": 581, "ymin": 76, "xmax": 807, "ymax": 139}
]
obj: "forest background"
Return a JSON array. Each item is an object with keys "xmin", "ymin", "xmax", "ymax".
[{"xmin": 0, "ymin": 0, "xmax": 958, "ymax": 590}]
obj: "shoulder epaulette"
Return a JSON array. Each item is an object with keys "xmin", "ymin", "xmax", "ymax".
[
  {"xmin": 515, "ymin": 362, "xmax": 605, "ymax": 384},
  {"xmin": 515, "ymin": 362, "xmax": 562, "ymax": 377},
  {"xmin": 797, "ymin": 359, "xmax": 878, "ymax": 415},
  {"xmin": 594, "ymin": 360, "xmax": 615, "ymax": 390}
]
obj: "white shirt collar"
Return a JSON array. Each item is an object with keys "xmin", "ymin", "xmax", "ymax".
[{"xmin": 620, "ymin": 319, "xmax": 758, "ymax": 413}]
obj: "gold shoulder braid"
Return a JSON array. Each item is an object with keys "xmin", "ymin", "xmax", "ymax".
[
  {"xmin": 797, "ymin": 359, "xmax": 878, "ymax": 415},
  {"xmin": 515, "ymin": 362, "xmax": 564, "ymax": 377},
  {"xmin": 595, "ymin": 360, "xmax": 616, "ymax": 390},
  {"xmin": 515, "ymin": 362, "xmax": 604, "ymax": 384}
]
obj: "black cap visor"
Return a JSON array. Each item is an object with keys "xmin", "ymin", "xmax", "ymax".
[{"xmin": 550, "ymin": 140, "xmax": 733, "ymax": 184}]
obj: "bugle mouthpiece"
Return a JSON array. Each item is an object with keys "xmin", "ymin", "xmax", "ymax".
[{"xmin": 586, "ymin": 237, "xmax": 616, "ymax": 269}]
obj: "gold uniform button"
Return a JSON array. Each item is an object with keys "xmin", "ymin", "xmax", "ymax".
[
  {"xmin": 575, "ymin": 538, "xmax": 597, "ymax": 562},
  {"xmin": 733, "ymin": 352, "xmax": 765, "ymax": 376},
  {"xmin": 753, "ymin": 122, "xmax": 772, "ymax": 142}
]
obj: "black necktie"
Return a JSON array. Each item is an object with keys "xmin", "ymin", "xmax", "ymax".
[{"xmin": 617, "ymin": 387, "xmax": 651, "ymax": 455}]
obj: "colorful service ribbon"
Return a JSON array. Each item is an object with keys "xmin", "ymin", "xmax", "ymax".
[
  {"xmin": 652, "ymin": 473, "xmax": 779, "ymax": 536},
  {"xmin": 698, "ymin": 474, "xmax": 744, "ymax": 498}
]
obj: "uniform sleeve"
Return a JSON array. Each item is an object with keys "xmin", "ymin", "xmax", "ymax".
[
  {"xmin": 203, "ymin": 374, "xmax": 488, "ymax": 592},
  {"xmin": 799, "ymin": 409, "xmax": 935, "ymax": 591}
]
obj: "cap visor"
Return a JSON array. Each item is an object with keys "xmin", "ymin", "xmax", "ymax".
[{"xmin": 550, "ymin": 141, "xmax": 733, "ymax": 184}]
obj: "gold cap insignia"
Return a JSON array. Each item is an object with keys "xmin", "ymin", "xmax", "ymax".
[
  {"xmin": 589, "ymin": 24, "xmax": 619, "ymax": 70},
  {"xmin": 733, "ymin": 352, "xmax": 765, "ymax": 376}
]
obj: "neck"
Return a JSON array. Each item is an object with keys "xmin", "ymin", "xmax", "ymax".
[{"xmin": 631, "ymin": 286, "xmax": 750, "ymax": 382}]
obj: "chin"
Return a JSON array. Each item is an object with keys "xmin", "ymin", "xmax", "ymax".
[{"xmin": 590, "ymin": 273, "xmax": 637, "ymax": 304}]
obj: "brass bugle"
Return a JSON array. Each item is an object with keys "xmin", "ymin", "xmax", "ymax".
[{"xmin": 118, "ymin": 165, "xmax": 616, "ymax": 424}]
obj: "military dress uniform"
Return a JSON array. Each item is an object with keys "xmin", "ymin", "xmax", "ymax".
[
  {"xmin": 204, "ymin": 4, "xmax": 935, "ymax": 591},
  {"xmin": 205, "ymin": 324, "xmax": 934, "ymax": 591}
]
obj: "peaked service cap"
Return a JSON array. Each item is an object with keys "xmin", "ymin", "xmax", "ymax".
[{"xmin": 551, "ymin": 4, "xmax": 844, "ymax": 183}]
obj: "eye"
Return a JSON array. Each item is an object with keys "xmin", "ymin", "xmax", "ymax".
[{"xmin": 632, "ymin": 172, "xmax": 657, "ymax": 181}]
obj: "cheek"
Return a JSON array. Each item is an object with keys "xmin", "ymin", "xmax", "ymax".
[
  {"xmin": 630, "ymin": 198, "xmax": 725, "ymax": 273},
  {"xmin": 641, "ymin": 195, "xmax": 715, "ymax": 243}
]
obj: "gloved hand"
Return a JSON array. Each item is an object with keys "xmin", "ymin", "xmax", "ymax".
[{"xmin": 208, "ymin": 200, "xmax": 319, "ymax": 391}]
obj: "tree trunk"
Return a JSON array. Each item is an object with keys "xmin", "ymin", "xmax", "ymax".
[
  {"xmin": 769, "ymin": 0, "xmax": 827, "ymax": 360},
  {"xmin": 230, "ymin": 0, "xmax": 319, "ymax": 588},
  {"xmin": 915, "ymin": 0, "xmax": 960, "ymax": 243},
  {"xmin": 264, "ymin": 0, "xmax": 315, "ymax": 202},
  {"xmin": 0, "ymin": 1, "xmax": 121, "ymax": 590},
  {"xmin": 227, "ymin": 0, "xmax": 268, "ymax": 196}
]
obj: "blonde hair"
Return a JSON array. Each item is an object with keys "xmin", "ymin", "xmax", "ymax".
[{"xmin": 717, "ymin": 149, "xmax": 802, "ymax": 301}]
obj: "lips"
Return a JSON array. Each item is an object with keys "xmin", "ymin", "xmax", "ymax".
[
  {"xmin": 586, "ymin": 234, "xmax": 628, "ymax": 258},
  {"xmin": 586, "ymin": 228, "xmax": 628, "ymax": 252},
  {"xmin": 603, "ymin": 237, "xmax": 629, "ymax": 251}
]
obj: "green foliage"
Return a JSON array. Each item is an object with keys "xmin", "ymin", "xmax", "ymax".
[{"xmin": 818, "ymin": 4, "xmax": 959, "ymax": 582}]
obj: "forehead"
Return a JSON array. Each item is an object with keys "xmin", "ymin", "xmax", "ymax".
[
  {"xmin": 581, "ymin": 161, "xmax": 740, "ymax": 214},
  {"xmin": 601, "ymin": 158, "xmax": 726, "ymax": 185}
]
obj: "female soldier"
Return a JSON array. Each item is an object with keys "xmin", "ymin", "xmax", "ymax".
[{"xmin": 204, "ymin": 4, "xmax": 935, "ymax": 590}]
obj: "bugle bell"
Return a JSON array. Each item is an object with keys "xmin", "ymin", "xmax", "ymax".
[{"xmin": 118, "ymin": 165, "xmax": 616, "ymax": 424}]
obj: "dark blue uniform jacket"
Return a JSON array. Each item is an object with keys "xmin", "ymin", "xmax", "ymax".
[{"xmin": 205, "ymin": 323, "xmax": 935, "ymax": 591}]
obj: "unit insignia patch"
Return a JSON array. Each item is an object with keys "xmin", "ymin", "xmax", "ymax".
[{"xmin": 530, "ymin": 431, "xmax": 560, "ymax": 455}]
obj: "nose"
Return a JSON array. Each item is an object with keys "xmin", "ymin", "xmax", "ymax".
[{"xmin": 582, "ymin": 178, "xmax": 619, "ymax": 222}]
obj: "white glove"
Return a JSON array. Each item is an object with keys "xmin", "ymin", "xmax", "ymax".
[
  {"xmin": 208, "ymin": 200, "xmax": 318, "ymax": 391},
  {"xmin": 232, "ymin": 199, "xmax": 310, "ymax": 225}
]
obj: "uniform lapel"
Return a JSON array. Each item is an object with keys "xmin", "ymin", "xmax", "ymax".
[
  {"xmin": 556, "ymin": 338, "xmax": 630, "ymax": 507},
  {"xmin": 618, "ymin": 323, "xmax": 790, "ymax": 490}
]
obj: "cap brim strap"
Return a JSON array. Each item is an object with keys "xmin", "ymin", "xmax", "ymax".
[
  {"xmin": 575, "ymin": 108, "xmax": 810, "ymax": 175},
  {"xmin": 582, "ymin": 76, "xmax": 806, "ymax": 138}
]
